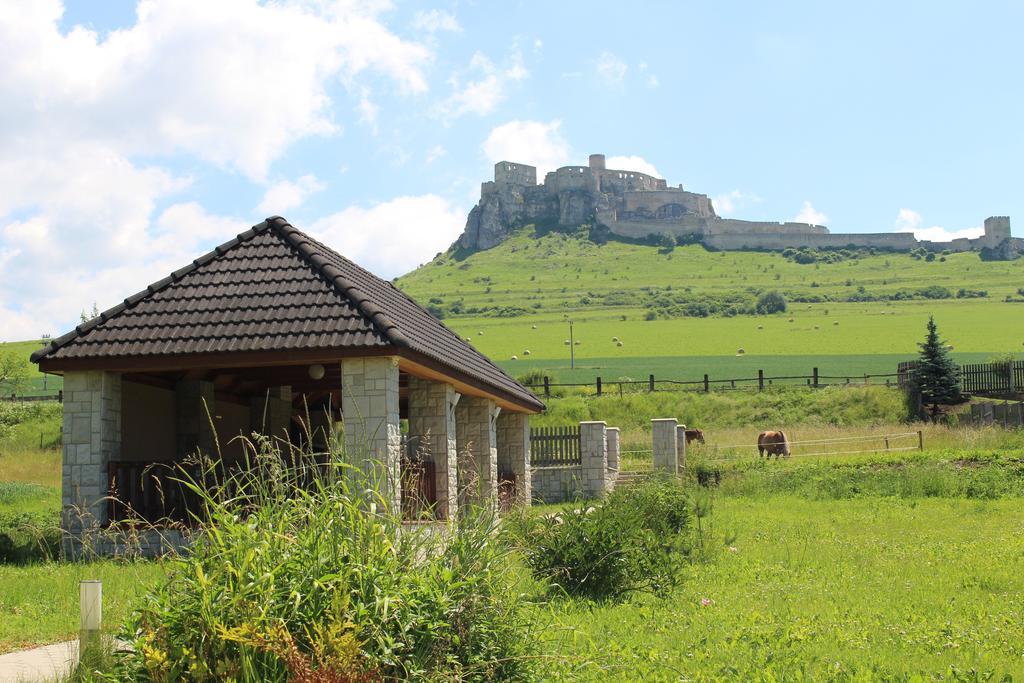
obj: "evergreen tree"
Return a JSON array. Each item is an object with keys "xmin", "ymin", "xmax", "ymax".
[{"xmin": 915, "ymin": 316, "xmax": 962, "ymax": 420}]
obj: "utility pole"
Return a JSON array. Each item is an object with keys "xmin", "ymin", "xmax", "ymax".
[{"xmin": 569, "ymin": 319, "xmax": 575, "ymax": 369}]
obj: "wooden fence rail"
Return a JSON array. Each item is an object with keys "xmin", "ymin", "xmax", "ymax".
[
  {"xmin": 525, "ymin": 368, "xmax": 901, "ymax": 398},
  {"xmin": 529, "ymin": 425, "xmax": 581, "ymax": 467}
]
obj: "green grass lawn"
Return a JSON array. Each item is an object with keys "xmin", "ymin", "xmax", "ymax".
[
  {"xmin": 539, "ymin": 495, "xmax": 1024, "ymax": 680},
  {"xmin": 0, "ymin": 560, "xmax": 165, "ymax": 654}
]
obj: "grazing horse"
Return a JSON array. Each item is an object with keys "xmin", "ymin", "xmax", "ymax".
[
  {"xmin": 683, "ymin": 428, "xmax": 705, "ymax": 445},
  {"xmin": 757, "ymin": 430, "xmax": 790, "ymax": 458}
]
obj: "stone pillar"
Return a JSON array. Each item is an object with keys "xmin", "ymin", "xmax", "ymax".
[
  {"xmin": 652, "ymin": 418, "xmax": 678, "ymax": 473},
  {"xmin": 341, "ymin": 357, "xmax": 401, "ymax": 512},
  {"xmin": 250, "ymin": 385, "xmax": 292, "ymax": 440},
  {"xmin": 176, "ymin": 380, "xmax": 215, "ymax": 458},
  {"xmin": 580, "ymin": 421, "xmax": 609, "ymax": 497},
  {"xmin": 407, "ymin": 375, "xmax": 460, "ymax": 520},
  {"xmin": 676, "ymin": 424, "xmax": 688, "ymax": 471},
  {"xmin": 606, "ymin": 426, "xmax": 620, "ymax": 473},
  {"xmin": 496, "ymin": 412, "xmax": 531, "ymax": 507},
  {"xmin": 455, "ymin": 396, "xmax": 499, "ymax": 506},
  {"xmin": 62, "ymin": 371, "xmax": 122, "ymax": 551}
]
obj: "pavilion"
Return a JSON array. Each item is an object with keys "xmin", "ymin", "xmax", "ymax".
[{"xmin": 32, "ymin": 216, "xmax": 543, "ymax": 553}]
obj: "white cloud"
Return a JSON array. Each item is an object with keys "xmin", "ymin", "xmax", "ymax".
[
  {"xmin": 712, "ymin": 190, "xmax": 762, "ymax": 216},
  {"xmin": 412, "ymin": 9, "xmax": 460, "ymax": 33},
  {"xmin": 257, "ymin": 175, "xmax": 326, "ymax": 215},
  {"xmin": 0, "ymin": 0, "xmax": 432, "ymax": 180},
  {"xmin": 482, "ymin": 120, "xmax": 570, "ymax": 177},
  {"xmin": 310, "ymin": 195, "xmax": 465, "ymax": 277},
  {"xmin": 595, "ymin": 52, "xmax": 628, "ymax": 85},
  {"xmin": 0, "ymin": 0, "xmax": 433, "ymax": 340},
  {"xmin": 894, "ymin": 208, "xmax": 922, "ymax": 231},
  {"xmin": 426, "ymin": 145, "xmax": 447, "ymax": 163},
  {"xmin": 893, "ymin": 208, "xmax": 982, "ymax": 242},
  {"xmin": 794, "ymin": 201, "xmax": 828, "ymax": 225},
  {"xmin": 435, "ymin": 48, "xmax": 528, "ymax": 119},
  {"xmin": 605, "ymin": 155, "xmax": 661, "ymax": 178},
  {"xmin": 646, "ymin": 74, "xmax": 660, "ymax": 88}
]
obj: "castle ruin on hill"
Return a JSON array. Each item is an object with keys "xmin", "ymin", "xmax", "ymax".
[{"xmin": 455, "ymin": 153, "xmax": 1019, "ymax": 258}]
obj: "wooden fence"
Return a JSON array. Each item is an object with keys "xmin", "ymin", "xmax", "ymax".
[
  {"xmin": 898, "ymin": 360, "xmax": 1024, "ymax": 396},
  {"xmin": 526, "ymin": 368, "xmax": 900, "ymax": 399},
  {"xmin": 529, "ymin": 425, "xmax": 581, "ymax": 467},
  {"xmin": 1, "ymin": 391, "xmax": 62, "ymax": 403}
]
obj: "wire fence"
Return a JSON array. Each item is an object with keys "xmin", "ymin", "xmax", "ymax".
[{"xmin": 697, "ymin": 431, "xmax": 924, "ymax": 464}]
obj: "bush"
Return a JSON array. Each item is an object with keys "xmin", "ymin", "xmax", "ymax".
[
  {"xmin": 0, "ymin": 510, "xmax": 60, "ymax": 563},
  {"xmin": 756, "ymin": 290, "xmax": 787, "ymax": 314},
  {"xmin": 111, "ymin": 442, "xmax": 535, "ymax": 681},
  {"xmin": 513, "ymin": 475, "xmax": 697, "ymax": 601}
]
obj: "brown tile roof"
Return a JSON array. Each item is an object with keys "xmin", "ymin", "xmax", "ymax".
[{"xmin": 32, "ymin": 216, "xmax": 543, "ymax": 412}]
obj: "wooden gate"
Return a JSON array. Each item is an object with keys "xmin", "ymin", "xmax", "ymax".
[
  {"xmin": 529, "ymin": 425, "xmax": 581, "ymax": 466},
  {"xmin": 401, "ymin": 459, "xmax": 438, "ymax": 520}
]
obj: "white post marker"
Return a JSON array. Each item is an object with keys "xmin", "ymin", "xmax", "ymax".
[{"xmin": 80, "ymin": 580, "xmax": 102, "ymax": 655}]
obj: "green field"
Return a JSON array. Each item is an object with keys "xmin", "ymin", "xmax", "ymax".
[
  {"xmin": 0, "ymin": 339, "xmax": 60, "ymax": 396},
  {"xmin": 396, "ymin": 230, "xmax": 1024, "ymax": 381},
  {"xmin": 541, "ymin": 495, "xmax": 1024, "ymax": 680}
]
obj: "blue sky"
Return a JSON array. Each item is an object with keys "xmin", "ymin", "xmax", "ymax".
[{"xmin": 1, "ymin": 0, "xmax": 1021, "ymax": 340}]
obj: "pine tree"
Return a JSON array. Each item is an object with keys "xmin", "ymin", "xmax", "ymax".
[{"xmin": 915, "ymin": 316, "xmax": 962, "ymax": 420}]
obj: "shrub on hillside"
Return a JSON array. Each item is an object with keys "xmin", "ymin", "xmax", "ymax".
[
  {"xmin": 512, "ymin": 475, "xmax": 697, "ymax": 601},
  {"xmin": 755, "ymin": 290, "xmax": 787, "ymax": 314},
  {"xmin": 110, "ymin": 442, "xmax": 535, "ymax": 681}
]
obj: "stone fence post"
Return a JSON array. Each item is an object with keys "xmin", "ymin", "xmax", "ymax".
[
  {"xmin": 651, "ymin": 418, "xmax": 678, "ymax": 473},
  {"xmin": 579, "ymin": 421, "xmax": 609, "ymax": 497},
  {"xmin": 675, "ymin": 424, "xmax": 688, "ymax": 471},
  {"xmin": 606, "ymin": 427, "xmax": 620, "ymax": 472}
]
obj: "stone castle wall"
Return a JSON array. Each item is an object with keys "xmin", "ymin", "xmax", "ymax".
[
  {"xmin": 704, "ymin": 231, "xmax": 919, "ymax": 251},
  {"xmin": 455, "ymin": 152, "xmax": 1013, "ymax": 257}
]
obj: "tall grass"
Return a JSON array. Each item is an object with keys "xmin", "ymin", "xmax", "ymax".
[
  {"xmin": 101, "ymin": 433, "xmax": 536, "ymax": 682},
  {"xmin": 533, "ymin": 385, "xmax": 909, "ymax": 432}
]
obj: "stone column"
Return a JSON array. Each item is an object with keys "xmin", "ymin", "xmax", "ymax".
[
  {"xmin": 496, "ymin": 412, "xmax": 531, "ymax": 507},
  {"xmin": 580, "ymin": 421, "xmax": 609, "ymax": 497},
  {"xmin": 652, "ymin": 418, "xmax": 678, "ymax": 473},
  {"xmin": 676, "ymin": 424, "xmax": 688, "ymax": 471},
  {"xmin": 176, "ymin": 380, "xmax": 215, "ymax": 458},
  {"xmin": 606, "ymin": 426, "xmax": 620, "ymax": 479},
  {"xmin": 341, "ymin": 357, "xmax": 401, "ymax": 513},
  {"xmin": 250, "ymin": 386, "xmax": 292, "ymax": 440},
  {"xmin": 62, "ymin": 371, "xmax": 122, "ymax": 552},
  {"xmin": 455, "ymin": 396, "xmax": 499, "ymax": 506},
  {"xmin": 407, "ymin": 375, "xmax": 460, "ymax": 520}
]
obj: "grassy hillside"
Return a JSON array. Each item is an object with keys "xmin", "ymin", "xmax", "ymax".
[
  {"xmin": 0, "ymin": 340, "xmax": 59, "ymax": 396},
  {"xmin": 396, "ymin": 228, "xmax": 1024, "ymax": 380}
]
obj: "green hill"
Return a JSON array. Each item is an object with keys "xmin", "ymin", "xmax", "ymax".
[
  {"xmin": 0, "ymin": 340, "xmax": 59, "ymax": 396},
  {"xmin": 395, "ymin": 227, "xmax": 1024, "ymax": 382}
]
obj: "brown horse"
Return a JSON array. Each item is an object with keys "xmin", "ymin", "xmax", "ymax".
[
  {"xmin": 757, "ymin": 430, "xmax": 790, "ymax": 458},
  {"xmin": 683, "ymin": 428, "xmax": 705, "ymax": 445}
]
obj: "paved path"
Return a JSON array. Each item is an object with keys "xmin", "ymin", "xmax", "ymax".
[{"xmin": 0, "ymin": 641, "xmax": 77, "ymax": 683}]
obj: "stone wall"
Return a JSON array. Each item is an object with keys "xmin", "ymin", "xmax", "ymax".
[
  {"xmin": 496, "ymin": 412, "xmax": 531, "ymax": 506},
  {"xmin": 621, "ymin": 189, "xmax": 715, "ymax": 218},
  {"xmin": 341, "ymin": 357, "xmax": 402, "ymax": 512},
  {"xmin": 531, "ymin": 464, "xmax": 586, "ymax": 503},
  {"xmin": 703, "ymin": 230, "xmax": 918, "ymax": 251},
  {"xmin": 62, "ymin": 371, "xmax": 122, "ymax": 555},
  {"xmin": 494, "ymin": 161, "xmax": 536, "ymax": 187}
]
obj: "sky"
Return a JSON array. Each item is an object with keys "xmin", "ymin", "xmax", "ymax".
[{"xmin": 1, "ymin": 0, "xmax": 1022, "ymax": 341}]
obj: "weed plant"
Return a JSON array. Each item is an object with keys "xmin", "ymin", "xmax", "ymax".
[
  {"xmin": 101, "ymin": 433, "xmax": 536, "ymax": 682},
  {"xmin": 510, "ymin": 475, "xmax": 702, "ymax": 602}
]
